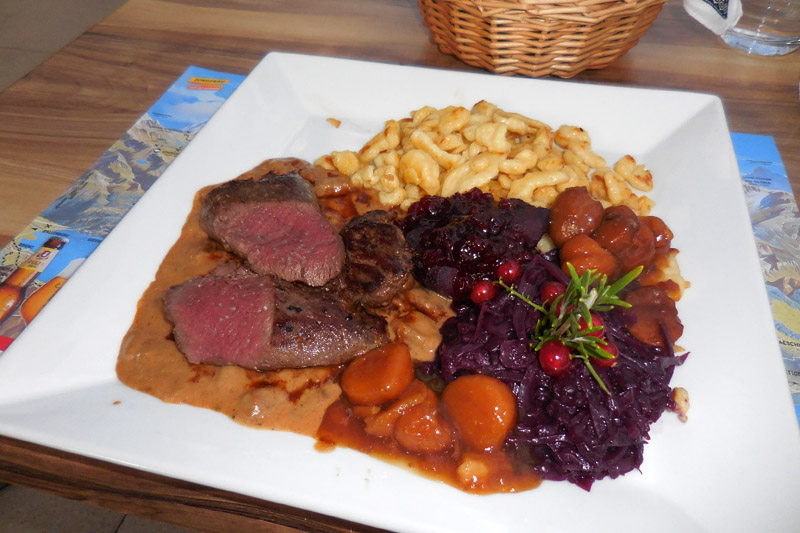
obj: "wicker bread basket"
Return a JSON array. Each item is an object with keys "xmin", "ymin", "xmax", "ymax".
[{"xmin": 418, "ymin": 0, "xmax": 667, "ymax": 78}]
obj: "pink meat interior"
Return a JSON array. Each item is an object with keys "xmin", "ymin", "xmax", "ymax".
[
  {"xmin": 169, "ymin": 276, "xmax": 274, "ymax": 369},
  {"xmin": 218, "ymin": 201, "xmax": 344, "ymax": 285}
]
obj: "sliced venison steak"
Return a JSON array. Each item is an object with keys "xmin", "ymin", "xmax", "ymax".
[
  {"xmin": 164, "ymin": 274, "xmax": 275, "ymax": 369},
  {"xmin": 164, "ymin": 273, "xmax": 387, "ymax": 371},
  {"xmin": 200, "ymin": 172, "xmax": 345, "ymax": 286},
  {"xmin": 337, "ymin": 209, "xmax": 412, "ymax": 307},
  {"xmin": 269, "ymin": 279, "xmax": 388, "ymax": 369}
]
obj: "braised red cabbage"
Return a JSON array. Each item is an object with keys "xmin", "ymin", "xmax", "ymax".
[
  {"xmin": 399, "ymin": 188, "xmax": 549, "ymax": 301},
  {"xmin": 405, "ymin": 191, "xmax": 687, "ymax": 491}
]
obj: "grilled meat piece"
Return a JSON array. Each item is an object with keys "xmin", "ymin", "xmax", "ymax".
[
  {"xmin": 200, "ymin": 172, "xmax": 345, "ymax": 286},
  {"xmin": 336, "ymin": 210, "xmax": 412, "ymax": 307},
  {"xmin": 164, "ymin": 274, "xmax": 275, "ymax": 369},
  {"xmin": 164, "ymin": 273, "xmax": 387, "ymax": 370}
]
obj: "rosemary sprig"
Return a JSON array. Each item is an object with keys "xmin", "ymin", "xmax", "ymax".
[
  {"xmin": 496, "ymin": 279, "xmax": 544, "ymax": 311},
  {"xmin": 500, "ymin": 262, "xmax": 642, "ymax": 394}
]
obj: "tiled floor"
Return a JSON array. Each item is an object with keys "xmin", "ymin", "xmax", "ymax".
[{"xmin": 0, "ymin": 3, "xmax": 195, "ymax": 530}]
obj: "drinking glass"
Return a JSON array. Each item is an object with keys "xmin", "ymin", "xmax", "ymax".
[{"xmin": 721, "ymin": 0, "xmax": 800, "ymax": 55}]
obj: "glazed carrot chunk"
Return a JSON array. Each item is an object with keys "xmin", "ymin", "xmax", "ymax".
[
  {"xmin": 341, "ymin": 343, "xmax": 414, "ymax": 406},
  {"xmin": 363, "ymin": 380, "xmax": 437, "ymax": 437},
  {"xmin": 559, "ymin": 233, "xmax": 619, "ymax": 278},
  {"xmin": 394, "ymin": 404, "xmax": 455, "ymax": 454},
  {"xmin": 441, "ymin": 374, "xmax": 517, "ymax": 450}
]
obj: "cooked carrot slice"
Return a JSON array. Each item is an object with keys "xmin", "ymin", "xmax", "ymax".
[
  {"xmin": 341, "ymin": 343, "xmax": 414, "ymax": 406},
  {"xmin": 441, "ymin": 374, "xmax": 517, "ymax": 450}
]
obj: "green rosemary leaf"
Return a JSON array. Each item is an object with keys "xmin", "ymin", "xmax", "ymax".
[
  {"xmin": 496, "ymin": 279, "xmax": 546, "ymax": 313},
  {"xmin": 591, "ymin": 345, "xmax": 615, "ymax": 360},
  {"xmin": 584, "ymin": 358, "xmax": 611, "ymax": 395},
  {"xmin": 606, "ymin": 265, "xmax": 643, "ymax": 295},
  {"xmin": 500, "ymin": 262, "xmax": 643, "ymax": 396}
]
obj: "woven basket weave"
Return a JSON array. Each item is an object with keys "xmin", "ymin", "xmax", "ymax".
[{"xmin": 418, "ymin": 0, "xmax": 667, "ymax": 78}]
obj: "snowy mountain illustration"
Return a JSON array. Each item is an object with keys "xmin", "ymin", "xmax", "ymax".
[
  {"xmin": 742, "ymin": 168, "xmax": 800, "ymax": 326},
  {"xmin": 39, "ymin": 114, "xmax": 202, "ymax": 237},
  {"xmin": 743, "ymin": 168, "xmax": 800, "ymax": 272}
]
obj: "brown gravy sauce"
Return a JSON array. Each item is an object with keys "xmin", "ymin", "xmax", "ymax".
[
  {"xmin": 117, "ymin": 158, "xmax": 542, "ymax": 494},
  {"xmin": 117, "ymin": 184, "xmax": 342, "ymax": 434},
  {"xmin": 115, "ymin": 160, "xmax": 450, "ymax": 431},
  {"xmin": 117, "ymin": 158, "xmax": 374, "ymax": 433}
]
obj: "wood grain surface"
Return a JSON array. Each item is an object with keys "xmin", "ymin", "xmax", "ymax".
[
  {"xmin": 0, "ymin": 435, "xmax": 383, "ymax": 532},
  {"xmin": 0, "ymin": 0, "xmax": 798, "ymax": 531},
  {"xmin": 0, "ymin": 0, "xmax": 798, "ymax": 249}
]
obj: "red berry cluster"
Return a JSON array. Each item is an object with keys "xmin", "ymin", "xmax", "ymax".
[
  {"xmin": 469, "ymin": 266, "xmax": 619, "ymax": 380},
  {"xmin": 468, "ymin": 259, "xmax": 522, "ymax": 305},
  {"xmin": 537, "ymin": 281, "xmax": 618, "ymax": 377}
]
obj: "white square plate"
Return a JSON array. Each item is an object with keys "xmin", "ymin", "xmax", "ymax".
[{"xmin": 1, "ymin": 52, "xmax": 799, "ymax": 532}]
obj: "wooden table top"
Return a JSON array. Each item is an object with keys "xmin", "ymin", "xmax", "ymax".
[{"xmin": 0, "ymin": 0, "xmax": 798, "ymax": 531}]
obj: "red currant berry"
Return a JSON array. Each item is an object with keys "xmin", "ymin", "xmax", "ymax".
[
  {"xmin": 538, "ymin": 340, "xmax": 572, "ymax": 377},
  {"xmin": 470, "ymin": 280, "xmax": 497, "ymax": 305},
  {"xmin": 497, "ymin": 259, "xmax": 522, "ymax": 283},
  {"xmin": 594, "ymin": 341, "xmax": 618, "ymax": 368},
  {"xmin": 540, "ymin": 281, "xmax": 567, "ymax": 306},
  {"xmin": 578, "ymin": 312, "xmax": 605, "ymax": 337}
]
